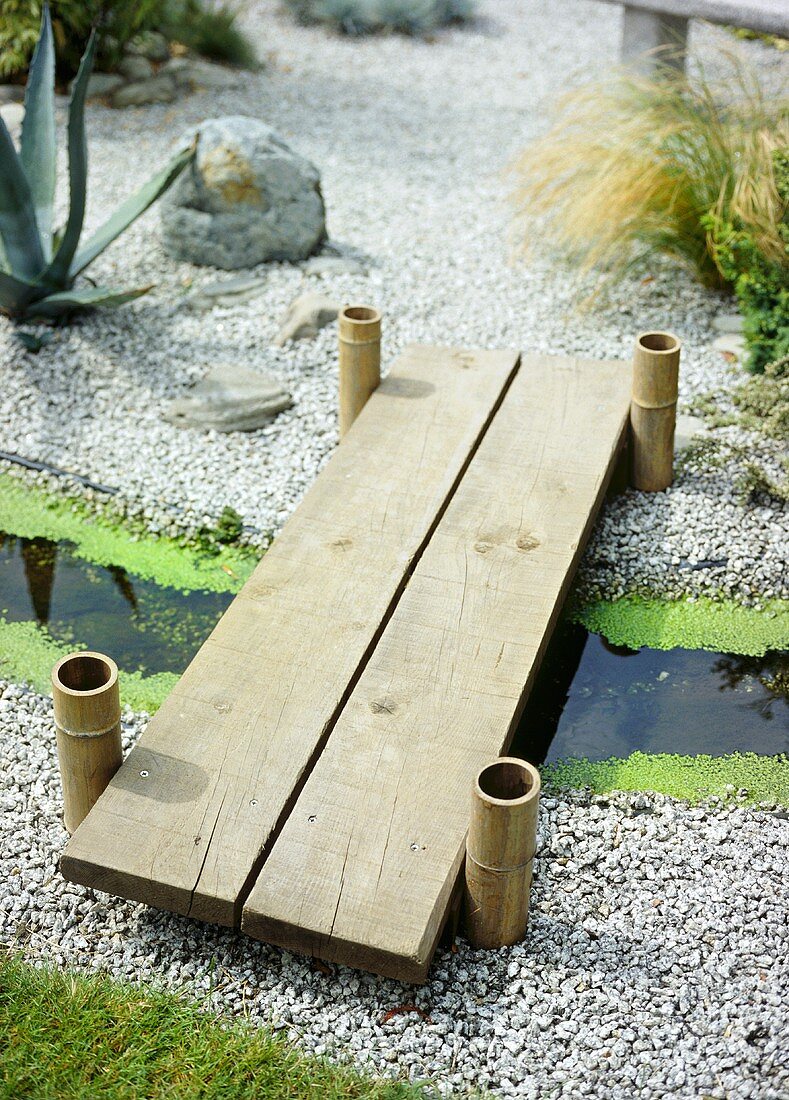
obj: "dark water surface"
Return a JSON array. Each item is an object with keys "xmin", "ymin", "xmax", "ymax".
[
  {"xmin": 513, "ymin": 619, "xmax": 788, "ymax": 763},
  {"xmin": 1, "ymin": 530, "xmax": 786, "ymax": 757},
  {"xmin": 0, "ymin": 532, "xmax": 233, "ymax": 678}
]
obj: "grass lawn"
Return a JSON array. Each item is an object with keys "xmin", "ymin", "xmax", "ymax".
[{"xmin": 0, "ymin": 956, "xmax": 430, "ymax": 1100}]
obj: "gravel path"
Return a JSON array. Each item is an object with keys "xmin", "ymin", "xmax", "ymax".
[
  {"xmin": 2, "ymin": 680, "xmax": 788, "ymax": 1098},
  {"xmin": 0, "ymin": 0, "xmax": 786, "ymax": 602}
]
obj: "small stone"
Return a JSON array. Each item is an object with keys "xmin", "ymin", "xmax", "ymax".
[
  {"xmin": 184, "ymin": 276, "xmax": 269, "ymax": 311},
  {"xmin": 303, "ymin": 255, "xmax": 367, "ymax": 277},
  {"xmin": 0, "ymin": 85, "xmax": 24, "ymax": 105},
  {"xmin": 117, "ymin": 55, "xmax": 155, "ymax": 82},
  {"xmin": 163, "ymin": 364, "xmax": 293, "ymax": 432},
  {"xmin": 160, "ymin": 57, "xmax": 195, "ymax": 90},
  {"xmin": 712, "ymin": 312, "xmax": 744, "ymax": 335},
  {"xmin": 126, "ymin": 31, "xmax": 171, "ymax": 62},
  {"xmin": 712, "ymin": 334, "xmax": 746, "ymax": 358},
  {"xmin": 111, "ymin": 75, "xmax": 177, "ymax": 108},
  {"xmin": 188, "ymin": 60, "xmax": 248, "ymax": 89},
  {"xmin": 0, "ymin": 103, "xmax": 24, "ymax": 131},
  {"xmin": 274, "ymin": 292, "xmax": 340, "ymax": 345},
  {"xmin": 674, "ymin": 414, "xmax": 707, "ymax": 453},
  {"xmin": 83, "ymin": 72, "xmax": 125, "ymax": 98}
]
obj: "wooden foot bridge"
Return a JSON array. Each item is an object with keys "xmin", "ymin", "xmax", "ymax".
[{"xmin": 62, "ymin": 344, "xmax": 633, "ymax": 982}]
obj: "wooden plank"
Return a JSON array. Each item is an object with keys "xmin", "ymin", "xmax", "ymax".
[
  {"xmin": 60, "ymin": 345, "xmax": 521, "ymax": 925},
  {"xmin": 241, "ymin": 354, "xmax": 631, "ymax": 981}
]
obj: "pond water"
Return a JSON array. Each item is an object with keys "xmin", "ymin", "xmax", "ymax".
[
  {"xmin": 1, "ymin": 530, "xmax": 786, "ymax": 758},
  {"xmin": 0, "ymin": 532, "xmax": 233, "ymax": 678},
  {"xmin": 513, "ymin": 618, "xmax": 788, "ymax": 763}
]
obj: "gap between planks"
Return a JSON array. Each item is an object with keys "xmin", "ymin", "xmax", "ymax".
[{"xmin": 241, "ymin": 353, "xmax": 632, "ymax": 982}]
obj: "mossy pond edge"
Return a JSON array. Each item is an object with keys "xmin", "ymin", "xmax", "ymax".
[{"xmin": 1, "ymin": 475, "xmax": 786, "ymax": 801}]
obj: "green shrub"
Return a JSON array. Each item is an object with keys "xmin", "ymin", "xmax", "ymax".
[
  {"xmin": 733, "ymin": 354, "xmax": 789, "ymax": 439},
  {"xmin": 0, "ymin": 0, "xmax": 163, "ymax": 80},
  {"xmin": 167, "ymin": 0, "xmax": 258, "ymax": 67},
  {"xmin": 0, "ymin": 7, "xmax": 192, "ymax": 321},
  {"xmin": 283, "ymin": 0, "xmax": 474, "ymax": 36},
  {"xmin": 706, "ymin": 150, "xmax": 789, "ymax": 373}
]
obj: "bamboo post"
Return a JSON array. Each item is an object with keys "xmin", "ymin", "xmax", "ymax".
[
  {"xmin": 464, "ymin": 757, "xmax": 541, "ymax": 949},
  {"xmin": 52, "ymin": 651, "xmax": 123, "ymax": 834},
  {"xmin": 630, "ymin": 331, "xmax": 681, "ymax": 492},
  {"xmin": 338, "ymin": 305, "xmax": 381, "ymax": 438}
]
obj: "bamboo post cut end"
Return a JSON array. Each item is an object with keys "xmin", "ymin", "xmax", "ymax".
[
  {"xmin": 464, "ymin": 757, "xmax": 541, "ymax": 949},
  {"xmin": 52, "ymin": 651, "xmax": 123, "ymax": 835},
  {"xmin": 630, "ymin": 330, "xmax": 681, "ymax": 492},
  {"xmin": 338, "ymin": 304, "xmax": 382, "ymax": 438}
]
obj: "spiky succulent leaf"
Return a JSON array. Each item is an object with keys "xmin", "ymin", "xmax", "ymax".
[
  {"xmin": 0, "ymin": 268, "xmax": 41, "ymax": 315},
  {"xmin": 71, "ymin": 143, "xmax": 194, "ymax": 277},
  {"xmin": 20, "ymin": 5, "xmax": 56, "ymax": 260},
  {"xmin": 43, "ymin": 29, "xmax": 96, "ymax": 286},
  {"xmin": 21, "ymin": 283, "xmax": 153, "ymax": 319},
  {"xmin": 0, "ymin": 119, "xmax": 45, "ymax": 281}
]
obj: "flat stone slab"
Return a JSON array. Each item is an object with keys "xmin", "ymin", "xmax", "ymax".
[
  {"xmin": 164, "ymin": 365, "xmax": 292, "ymax": 432},
  {"xmin": 675, "ymin": 414, "xmax": 707, "ymax": 453},
  {"xmin": 184, "ymin": 276, "xmax": 268, "ymax": 312}
]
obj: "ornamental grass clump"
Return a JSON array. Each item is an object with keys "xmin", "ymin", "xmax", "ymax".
[
  {"xmin": 511, "ymin": 54, "xmax": 789, "ymax": 291},
  {"xmin": 0, "ymin": 7, "xmax": 192, "ymax": 322}
]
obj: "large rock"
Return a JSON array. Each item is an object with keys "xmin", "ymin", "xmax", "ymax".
[
  {"xmin": 161, "ymin": 116, "xmax": 326, "ymax": 270},
  {"xmin": 164, "ymin": 364, "xmax": 293, "ymax": 431}
]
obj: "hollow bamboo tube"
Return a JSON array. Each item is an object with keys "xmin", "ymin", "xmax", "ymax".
[
  {"xmin": 464, "ymin": 757, "xmax": 541, "ymax": 949},
  {"xmin": 51, "ymin": 651, "xmax": 123, "ymax": 835},
  {"xmin": 338, "ymin": 305, "xmax": 381, "ymax": 438},
  {"xmin": 630, "ymin": 331, "xmax": 681, "ymax": 492}
]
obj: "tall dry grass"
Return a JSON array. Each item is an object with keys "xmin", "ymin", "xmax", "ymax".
[{"xmin": 511, "ymin": 54, "xmax": 789, "ymax": 289}]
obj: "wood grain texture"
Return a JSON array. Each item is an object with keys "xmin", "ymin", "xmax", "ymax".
[
  {"xmin": 60, "ymin": 345, "xmax": 520, "ymax": 925},
  {"xmin": 242, "ymin": 354, "xmax": 631, "ymax": 981}
]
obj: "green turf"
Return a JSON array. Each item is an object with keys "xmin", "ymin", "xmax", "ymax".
[
  {"xmin": 0, "ymin": 472, "xmax": 256, "ymax": 594},
  {"xmin": 0, "ymin": 619, "xmax": 176, "ymax": 713},
  {"xmin": 544, "ymin": 750, "xmax": 789, "ymax": 805},
  {"xmin": 572, "ymin": 595, "xmax": 789, "ymax": 657},
  {"xmin": 0, "ymin": 957, "xmax": 430, "ymax": 1100}
]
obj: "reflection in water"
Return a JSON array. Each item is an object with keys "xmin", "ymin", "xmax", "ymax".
[
  {"xmin": 0, "ymin": 532, "xmax": 233, "ymax": 678},
  {"xmin": 713, "ymin": 654, "xmax": 789, "ymax": 721},
  {"xmin": 513, "ymin": 618, "xmax": 788, "ymax": 765}
]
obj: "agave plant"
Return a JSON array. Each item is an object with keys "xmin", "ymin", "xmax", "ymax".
[{"xmin": 0, "ymin": 7, "xmax": 193, "ymax": 321}]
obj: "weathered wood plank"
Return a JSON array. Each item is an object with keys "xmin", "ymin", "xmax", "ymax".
[
  {"xmin": 61, "ymin": 345, "xmax": 521, "ymax": 925},
  {"xmin": 241, "ymin": 354, "xmax": 631, "ymax": 981}
]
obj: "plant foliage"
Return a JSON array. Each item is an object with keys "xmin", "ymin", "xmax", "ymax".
[
  {"xmin": 0, "ymin": 6, "xmax": 192, "ymax": 321},
  {"xmin": 0, "ymin": 956, "xmax": 428, "ymax": 1099},
  {"xmin": 0, "ymin": 0, "xmax": 163, "ymax": 80},
  {"xmin": 283, "ymin": 0, "xmax": 474, "ymax": 36},
  {"xmin": 705, "ymin": 149, "xmax": 789, "ymax": 373},
  {"xmin": 165, "ymin": 0, "xmax": 258, "ymax": 67},
  {"xmin": 511, "ymin": 53, "xmax": 789, "ymax": 290}
]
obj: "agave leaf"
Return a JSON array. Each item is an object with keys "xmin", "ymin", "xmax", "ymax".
[
  {"xmin": 22, "ymin": 283, "xmax": 153, "ymax": 319},
  {"xmin": 0, "ymin": 267, "xmax": 41, "ymax": 315},
  {"xmin": 70, "ymin": 144, "xmax": 194, "ymax": 277},
  {"xmin": 0, "ymin": 119, "xmax": 46, "ymax": 281},
  {"xmin": 44, "ymin": 29, "xmax": 96, "ymax": 286},
  {"xmin": 20, "ymin": 5, "xmax": 56, "ymax": 260}
]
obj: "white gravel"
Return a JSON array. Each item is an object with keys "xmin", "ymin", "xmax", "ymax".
[
  {"xmin": 2, "ymin": 680, "xmax": 788, "ymax": 1098},
  {"xmin": 1, "ymin": 8, "xmax": 788, "ymax": 1093},
  {"xmin": 0, "ymin": 0, "xmax": 786, "ymax": 602}
]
